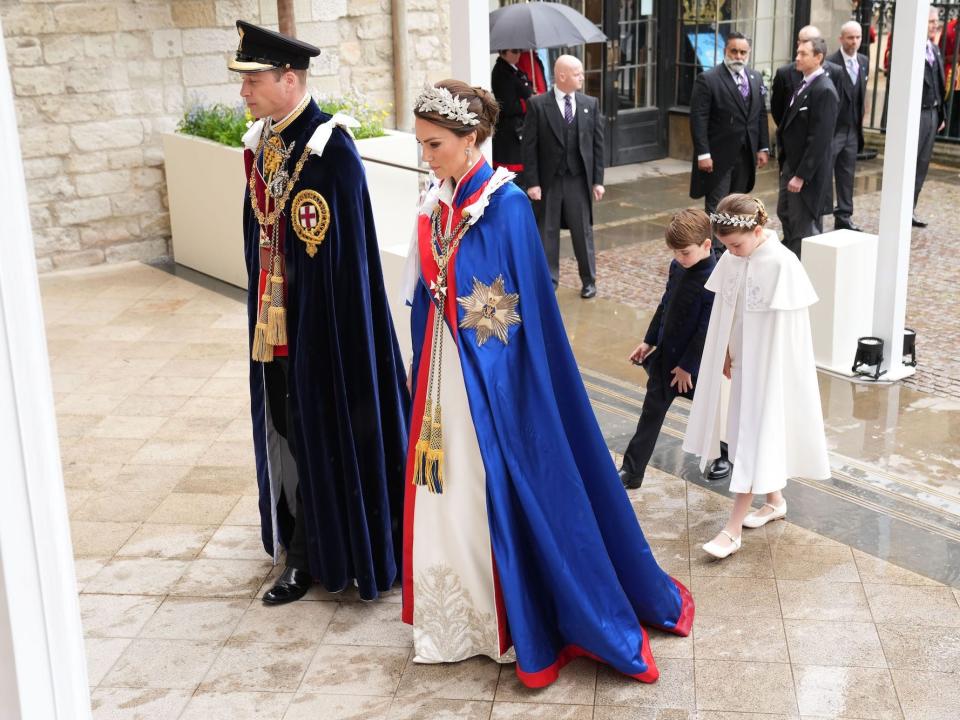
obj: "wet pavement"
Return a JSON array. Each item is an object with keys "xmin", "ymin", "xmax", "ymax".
[{"xmin": 38, "ymin": 154, "xmax": 960, "ymax": 718}]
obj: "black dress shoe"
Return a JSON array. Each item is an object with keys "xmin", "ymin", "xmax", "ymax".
[
  {"xmin": 912, "ymin": 216, "xmax": 928, "ymax": 228},
  {"xmin": 706, "ymin": 457, "xmax": 732, "ymax": 481},
  {"xmin": 834, "ymin": 218, "xmax": 862, "ymax": 232},
  {"xmin": 619, "ymin": 469, "xmax": 643, "ymax": 489},
  {"xmin": 580, "ymin": 283, "xmax": 597, "ymax": 299},
  {"xmin": 263, "ymin": 567, "xmax": 312, "ymax": 605}
]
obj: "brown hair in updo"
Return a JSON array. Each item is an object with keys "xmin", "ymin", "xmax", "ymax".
[
  {"xmin": 413, "ymin": 79, "xmax": 500, "ymax": 145},
  {"xmin": 713, "ymin": 193, "xmax": 769, "ymax": 237}
]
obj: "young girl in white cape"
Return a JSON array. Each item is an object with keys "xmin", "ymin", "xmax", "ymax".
[{"xmin": 683, "ymin": 194, "xmax": 831, "ymax": 559}]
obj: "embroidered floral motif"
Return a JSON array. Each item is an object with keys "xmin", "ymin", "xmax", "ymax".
[
  {"xmin": 746, "ymin": 276, "xmax": 766, "ymax": 310},
  {"xmin": 722, "ymin": 271, "xmax": 742, "ymax": 307},
  {"xmin": 413, "ymin": 564, "xmax": 509, "ymax": 662}
]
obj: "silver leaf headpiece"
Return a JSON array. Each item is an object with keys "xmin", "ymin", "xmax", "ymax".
[
  {"xmin": 415, "ymin": 84, "xmax": 480, "ymax": 126},
  {"xmin": 709, "ymin": 212, "xmax": 758, "ymax": 228}
]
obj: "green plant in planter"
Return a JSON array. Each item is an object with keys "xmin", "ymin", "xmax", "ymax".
[
  {"xmin": 177, "ymin": 103, "xmax": 251, "ymax": 147},
  {"xmin": 318, "ymin": 89, "xmax": 390, "ymax": 139},
  {"xmin": 177, "ymin": 89, "xmax": 389, "ymax": 147}
]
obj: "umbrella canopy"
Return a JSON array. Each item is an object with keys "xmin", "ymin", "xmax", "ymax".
[{"xmin": 489, "ymin": 1, "xmax": 607, "ymax": 51}]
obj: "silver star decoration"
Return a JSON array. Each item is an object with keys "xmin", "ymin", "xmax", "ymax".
[{"xmin": 457, "ymin": 275, "xmax": 521, "ymax": 346}]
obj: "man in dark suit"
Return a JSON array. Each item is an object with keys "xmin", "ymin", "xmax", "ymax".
[
  {"xmin": 827, "ymin": 21, "xmax": 869, "ymax": 231},
  {"xmin": 771, "ymin": 26, "xmax": 844, "ymax": 128},
  {"xmin": 913, "ymin": 7, "xmax": 947, "ymax": 228},
  {"xmin": 688, "ymin": 31, "xmax": 769, "ymax": 251},
  {"xmin": 523, "ymin": 54, "xmax": 605, "ymax": 299},
  {"xmin": 776, "ymin": 36, "xmax": 839, "ymax": 258},
  {"xmin": 491, "ymin": 48, "xmax": 533, "ymax": 182}
]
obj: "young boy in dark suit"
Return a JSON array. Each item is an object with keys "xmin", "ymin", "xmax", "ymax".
[{"xmin": 619, "ymin": 209, "xmax": 716, "ymax": 489}]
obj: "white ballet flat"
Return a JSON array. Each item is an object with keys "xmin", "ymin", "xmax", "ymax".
[
  {"xmin": 702, "ymin": 529, "xmax": 742, "ymax": 559},
  {"xmin": 742, "ymin": 501, "xmax": 787, "ymax": 529}
]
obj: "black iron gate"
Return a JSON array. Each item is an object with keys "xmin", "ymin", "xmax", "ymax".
[{"xmin": 857, "ymin": 0, "xmax": 960, "ymax": 143}]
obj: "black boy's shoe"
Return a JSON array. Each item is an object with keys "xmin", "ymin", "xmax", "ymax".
[
  {"xmin": 912, "ymin": 216, "xmax": 928, "ymax": 228},
  {"xmin": 619, "ymin": 469, "xmax": 643, "ymax": 489},
  {"xmin": 580, "ymin": 283, "xmax": 597, "ymax": 299},
  {"xmin": 263, "ymin": 567, "xmax": 312, "ymax": 605},
  {"xmin": 706, "ymin": 457, "xmax": 732, "ymax": 481}
]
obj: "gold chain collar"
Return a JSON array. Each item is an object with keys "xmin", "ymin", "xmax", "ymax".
[{"xmin": 248, "ymin": 131, "xmax": 312, "ymax": 229}]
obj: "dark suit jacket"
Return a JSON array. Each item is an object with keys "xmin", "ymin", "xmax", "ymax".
[
  {"xmin": 491, "ymin": 57, "xmax": 533, "ymax": 166},
  {"xmin": 521, "ymin": 89, "xmax": 604, "ymax": 194},
  {"xmin": 688, "ymin": 64, "xmax": 769, "ymax": 199},
  {"xmin": 827, "ymin": 50, "xmax": 869, "ymax": 150},
  {"xmin": 642, "ymin": 255, "xmax": 716, "ymax": 397},
  {"xmin": 923, "ymin": 42, "xmax": 947, "ymax": 125},
  {"xmin": 770, "ymin": 60, "xmax": 844, "ymax": 127},
  {"xmin": 776, "ymin": 71, "xmax": 839, "ymax": 215}
]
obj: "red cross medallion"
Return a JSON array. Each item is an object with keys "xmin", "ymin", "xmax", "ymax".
[{"xmin": 299, "ymin": 203, "xmax": 318, "ymax": 229}]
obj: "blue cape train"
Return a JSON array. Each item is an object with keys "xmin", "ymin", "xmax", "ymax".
[{"xmin": 403, "ymin": 160, "xmax": 693, "ymax": 686}]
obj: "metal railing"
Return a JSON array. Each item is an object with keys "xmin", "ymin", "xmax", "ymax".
[{"xmin": 859, "ymin": 0, "xmax": 960, "ymax": 143}]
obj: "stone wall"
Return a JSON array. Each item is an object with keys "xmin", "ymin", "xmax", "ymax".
[{"xmin": 1, "ymin": 0, "xmax": 450, "ymax": 272}]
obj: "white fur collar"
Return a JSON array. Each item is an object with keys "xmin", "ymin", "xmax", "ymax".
[
  {"xmin": 241, "ymin": 112, "xmax": 360, "ymax": 157},
  {"xmin": 417, "ymin": 164, "xmax": 515, "ymax": 226}
]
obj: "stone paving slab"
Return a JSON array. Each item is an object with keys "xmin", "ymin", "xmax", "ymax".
[{"xmin": 37, "ymin": 262, "xmax": 960, "ymax": 719}]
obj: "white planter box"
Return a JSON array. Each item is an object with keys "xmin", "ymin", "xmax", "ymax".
[
  {"xmin": 162, "ymin": 132, "xmax": 247, "ymax": 288},
  {"xmin": 162, "ymin": 129, "xmax": 422, "ymax": 357}
]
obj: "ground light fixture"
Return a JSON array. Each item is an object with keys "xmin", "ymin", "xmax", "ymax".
[
  {"xmin": 903, "ymin": 327, "xmax": 917, "ymax": 367},
  {"xmin": 852, "ymin": 336, "xmax": 885, "ymax": 380}
]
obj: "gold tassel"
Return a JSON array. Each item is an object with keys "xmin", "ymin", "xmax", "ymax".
[
  {"xmin": 252, "ymin": 292, "xmax": 274, "ymax": 362},
  {"xmin": 267, "ymin": 306, "xmax": 287, "ymax": 346},
  {"xmin": 424, "ymin": 405, "xmax": 444, "ymax": 494},
  {"xmin": 266, "ymin": 257, "xmax": 287, "ymax": 345},
  {"xmin": 412, "ymin": 402, "xmax": 432, "ymax": 488}
]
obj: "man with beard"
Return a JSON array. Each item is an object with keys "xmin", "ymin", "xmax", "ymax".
[{"xmin": 689, "ymin": 32, "xmax": 770, "ymax": 240}]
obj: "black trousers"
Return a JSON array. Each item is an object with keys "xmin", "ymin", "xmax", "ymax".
[
  {"xmin": 777, "ymin": 162, "xmax": 822, "ymax": 259},
  {"xmin": 704, "ymin": 146, "xmax": 753, "ymax": 252},
  {"xmin": 535, "ymin": 172, "xmax": 595, "ymax": 287},
  {"xmin": 831, "ymin": 126, "xmax": 858, "ymax": 221},
  {"xmin": 914, "ymin": 107, "xmax": 939, "ymax": 207},
  {"xmin": 264, "ymin": 358, "xmax": 309, "ymax": 572},
  {"xmin": 704, "ymin": 146, "xmax": 753, "ymax": 208},
  {"xmin": 621, "ymin": 363, "xmax": 678, "ymax": 479}
]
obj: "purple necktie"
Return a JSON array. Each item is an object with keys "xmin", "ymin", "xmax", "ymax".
[
  {"xmin": 737, "ymin": 73, "xmax": 749, "ymax": 100},
  {"xmin": 564, "ymin": 94, "xmax": 573, "ymax": 124},
  {"xmin": 790, "ymin": 79, "xmax": 807, "ymax": 107},
  {"xmin": 926, "ymin": 42, "xmax": 936, "ymax": 66}
]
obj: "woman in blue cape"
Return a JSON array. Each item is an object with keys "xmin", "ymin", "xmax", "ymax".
[{"xmin": 401, "ymin": 80, "xmax": 694, "ymax": 688}]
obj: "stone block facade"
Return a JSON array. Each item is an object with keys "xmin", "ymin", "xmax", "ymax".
[{"xmin": 1, "ymin": 0, "xmax": 450, "ymax": 271}]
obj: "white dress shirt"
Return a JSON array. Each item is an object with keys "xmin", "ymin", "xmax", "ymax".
[
  {"xmin": 841, "ymin": 49, "xmax": 860, "ymax": 83},
  {"xmin": 698, "ymin": 68, "xmax": 768, "ymax": 161},
  {"xmin": 553, "ymin": 85, "xmax": 576, "ymax": 118}
]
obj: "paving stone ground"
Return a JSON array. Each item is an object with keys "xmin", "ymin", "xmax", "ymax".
[{"xmin": 559, "ymin": 165, "xmax": 960, "ymax": 399}]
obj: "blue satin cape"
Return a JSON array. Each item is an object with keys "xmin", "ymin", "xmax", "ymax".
[{"xmin": 404, "ymin": 161, "xmax": 693, "ymax": 687}]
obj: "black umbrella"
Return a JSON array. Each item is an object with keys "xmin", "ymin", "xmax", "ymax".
[{"xmin": 489, "ymin": 1, "xmax": 607, "ymax": 52}]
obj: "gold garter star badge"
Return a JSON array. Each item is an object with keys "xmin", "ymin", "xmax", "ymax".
[{"xmin": 457, "ymin": 275, "xmax": 521, "ymax": 346}]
